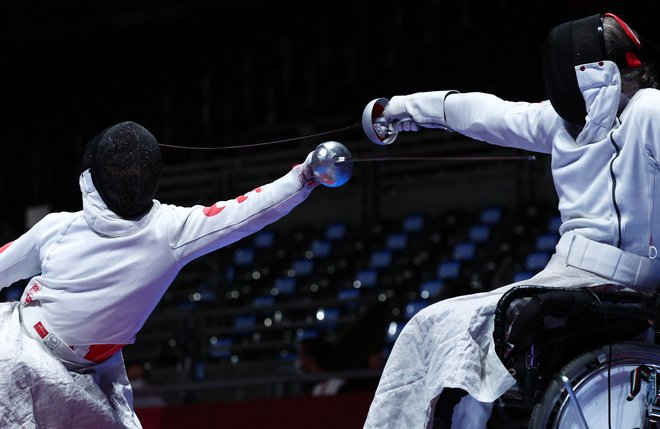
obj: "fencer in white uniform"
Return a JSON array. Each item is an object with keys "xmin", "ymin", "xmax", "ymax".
[
  {"xmin": 363, "ymin": 13, "xmax": 660, "ymax": 429},
  {"xmin": 0, "ymin": 121, "xmax": 319, "ymax": 428}
]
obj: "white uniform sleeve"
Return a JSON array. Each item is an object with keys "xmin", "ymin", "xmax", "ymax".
[
  {"xmin": 0, "ymin": 220, "xmax": 44, "ymax": 289},
  {"xmin": 630, "ymin": 89, "xmax": 660, "ymax": 159},
  {"xmin": 444, "ymin": 92, "xmax": 559, "ymax": 154},
  {"xmin": 166, "ymin": 165, "xmax": 315, "ymax": 264}
]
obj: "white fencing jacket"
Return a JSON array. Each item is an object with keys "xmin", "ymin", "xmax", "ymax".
[
  {"xmin": 365, "ymin": 61, "xmax": 660, "ymax": 428},
  {"xmin": 446, "ymin": 75, "xmax": 660, "ymax": 264},
  {"xmin": 0, "ymin": 165, "xmax": 315, "ymax": 347}
]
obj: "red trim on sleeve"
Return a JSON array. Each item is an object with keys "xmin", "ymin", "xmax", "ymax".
[
  {"xmin": 236, "ymin": 195, "xmax": 248, "ymax": 204},
  {"xmin": 0, "ymin": 242, "xmax": 12, "ymax": 254},
  {"xmin": 203, "ymin": 204, "xmax": 226, "ymax": 217}
]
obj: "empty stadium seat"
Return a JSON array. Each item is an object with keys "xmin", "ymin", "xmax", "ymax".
[
  {"xmin": 419, "ymin": 280, "xmax": 444, "ymax": 300},
  {"xmin": 437, "ymin": 261, "xmax": 461, "ymax": 280}
]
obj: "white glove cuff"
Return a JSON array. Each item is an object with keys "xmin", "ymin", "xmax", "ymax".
[
  {"xmin": 297, "ymin": 152, "xmax": 319, "ymax": 188},
  {"xmin": 386, "ymin": 90, "xmax": 458, "ymax": 131}
]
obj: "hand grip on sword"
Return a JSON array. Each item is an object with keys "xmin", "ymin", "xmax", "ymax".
[
  {"xmin": 362, "ymin": 91, "xmax": 458, "ymax": 145},
  {"xmin": 362, "ymin": 97, "xmax": 417, "ymax": 145}
]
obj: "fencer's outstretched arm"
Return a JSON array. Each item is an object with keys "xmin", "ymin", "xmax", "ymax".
[
  {"xmin": 383, "ymin": 91, "xmax": 560, "ymax": 153},
  {"xmin": 0, "ymin": 154, "xmax": 318, "ymax": 289},
  {"xmin": 0, "ymin": 215, "xmax": 58, "ymax": 289},
  {"xmin": 165, "ymin": 153, "xmax": 318, "ymax": 265}
]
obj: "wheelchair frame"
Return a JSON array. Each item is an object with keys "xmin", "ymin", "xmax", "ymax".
[{"xmin": 492, "ymin": 285, "xmax": 660, "ymax": 428}]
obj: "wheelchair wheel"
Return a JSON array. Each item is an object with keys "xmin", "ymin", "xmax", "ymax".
[{"xmin": 528, "ymin": 342, "xmax": 660, "ymax": 429}]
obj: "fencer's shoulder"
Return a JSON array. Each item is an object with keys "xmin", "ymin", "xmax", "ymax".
[
  {"xmin": 626, "ymin": 88, "xmax": 660, "ymax": 116},
  {"xmin": 150, "ymin": 201, "xmax": 197, "ymax": 221},
  {"xmin": 633, "ymin": 87, "xmax": 660, "ymax": 103},
  {"xmin": 532, "ymin": 99, "xmax": 564, "ymax": 127},
  {"xmin": 37, "ymin": 211, "xmax": 78, "ymax": 226},
  {"xmin": 24, "ymin": 211, "xmax": 79, "ymax": 238},
  {"xmin": 152, "ymin": 201, "xmax": 180, "ymax": 213},
  {"xmin": 536, "ymin": 99, "xmax": 559, "ymax": 115}
]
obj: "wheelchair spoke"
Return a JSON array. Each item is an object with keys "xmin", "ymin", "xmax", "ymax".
[{"xmin": 560, "ymin": 375, "xmax": 590, "ymax": 429}]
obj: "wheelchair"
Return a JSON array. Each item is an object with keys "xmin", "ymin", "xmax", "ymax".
[{"xmin": 491, "ymin": 285, "xmax": 660, "ymax": 429}]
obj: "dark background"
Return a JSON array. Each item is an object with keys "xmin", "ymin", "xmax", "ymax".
[{"xmin": 0, "ymin": 0, "xmax": 658, "ymax": 236}]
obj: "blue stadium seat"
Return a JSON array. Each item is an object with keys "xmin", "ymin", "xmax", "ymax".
[
  {"xmin": 548, "ymin": 215, "xmax": 562, "ymax": 233},
  {"xmin": 356, "ymin": 269, "xmax": 378, "ymax": 287},
  {"xmin": 437, "ymin": 261, "xmax": 461, "ymax": 279},
  {"xmin": 535, "ymin": 233, "xmax": 559, "ymax": 251},
  {"xmin": 468, "ymin": 225, "xmax": 491, "ymax": 243},
  {"xmin": 176, "ymin": 301, "xmax": 199, "ymax": 310},
  {"xmin": 317, "ymin": 307, "xmax": 340, "ymax": 322},
  {"xmin": 253, "ymin": 230, "xmax": 275, "ymax": 248},
  {"xmin": 225, "ymin": 266, "xmax": 235, "ymax": 282},
  {"xmin": 370, "ymin": 250, "xmax": 393, "ymax": 268},
  {"xmin": 480, "ymin": 206, "xmax": 503, "ymax": 224},
  {"xmin": 190, "ymin": 283, "xmax": 216, "ymax": 303},
  {"xmin": 525, "ymin": 251, "xmax": 551, "ymax": 271},
  {"xmin": 209, "ymin": 337, "xmax": 233, "ymax": 359},
  {"xmin": 338, "ymin": 289, "xmax": 360, "ymax": 300},
  {"xmin": 402, "ymin": 214, "xmax": 425, "ymax": 232},
  {"xmin": 296, "ymin": 329, "xmax": 320, "ymax": 341},
  {"xmin": 419, "ymin": 280, "xmax": 444, "ymax": 299},
  {"xmin": 292, "ymin": 259, "xmax": 314, "ymax": 276},
  {"xmin": 253, "ymin": 295, "xmax": 275, "ymax": 307},
  {"xmin": 273, "ymin": 277, "xmax": 296, "ymax": 295},
  {"xmin": 233, "ymin": 315, "xmax": 257, "ymax": 329},
  {"xmin": 513, "ymin": 271, "xmax": 534, "ymax": 282},
  {"xmin": 405, "ymin": 300, "xmax": 428, "ymax": 320},
  {"xmin": 325, "ymin": 222, "xmax": 347, "ymax": 241},
  {"xmin": 233, "ymin": 248, "xmax": 255, "ymax": 266},
  {"xmin": 386, "ymin": 233, "xmax": 408, "ymax": 250},
  {"xmin": 310, "ymin": 239, "xmax": 332, "ymax": 258},
  {"xmin": 452, "ymin": 242, "xmax": 476, "ymax": 261}
]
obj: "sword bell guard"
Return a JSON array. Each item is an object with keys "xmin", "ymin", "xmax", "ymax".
[
  {"xmin": 311, "ymin": 141, "xmax": 353, "ymax": 188},
  {"xmin": 362, "ymin": 98, "xmax": 398, "ymax": 145}
]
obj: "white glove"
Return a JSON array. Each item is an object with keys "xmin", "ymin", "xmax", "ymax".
[
  {"xmin": 383, "ymin": 90, "xmax": 458, "ymax": 132},
  {"xmin": 382, "ymin": 97, "xmax": 421, "ymax": 132},
  {"xmin": 297, "ymin": 151, "xmax": 319, "ymax": 187}
]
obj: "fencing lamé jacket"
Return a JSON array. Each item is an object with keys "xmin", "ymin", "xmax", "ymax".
[
  {"xmin": 0, "ymin": 165, "xmax": 314, "ymax": 347},
  {"xmin": 0, "ymin": 164, "xmax": 314, "ymax": 428},
  {"xmin": 445, "ymin": 72, "xmax": 660, "ymax": 268}
]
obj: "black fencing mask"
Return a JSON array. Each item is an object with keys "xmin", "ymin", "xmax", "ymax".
[
  {"xmin": 82, "ymin": 121, "xmax": 162, "ymax": 218},
  {"xmin": 542, "ymin": 13, "xmax": 642, "ymax": 125},
  {"xmin": 542, "ymin": 14, "xmax": 606, "ymax": 125}
]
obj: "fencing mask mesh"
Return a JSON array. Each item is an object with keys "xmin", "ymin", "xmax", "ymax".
[
  {"xmin": 82, "ymin": 121, "xmax": 162, "ymax": 218},
  {"xmin": 541, "ymin": 14, "xmax": 606, "ymax": 125}
]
